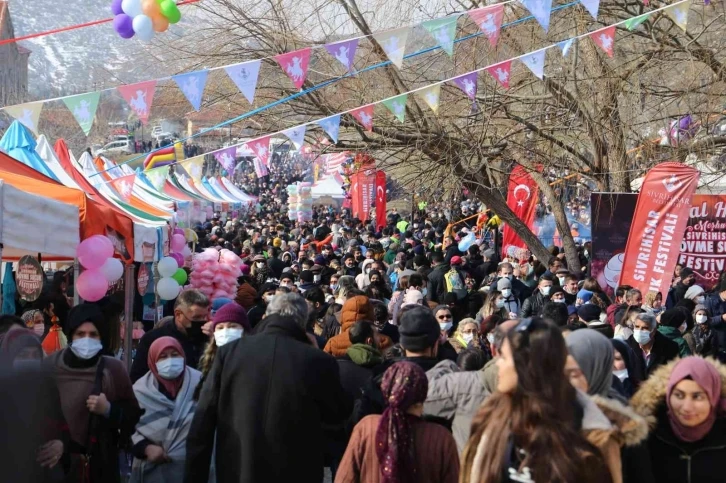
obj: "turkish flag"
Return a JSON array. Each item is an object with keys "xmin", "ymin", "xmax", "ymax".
[
  {"xmin": 375, "ymin": 170, "xmax": 387, "ymax": 230},
  {"xmin": 502, "ymin": 165, "xmax": 538, "ymax": 257},
  {"xmin": 619, "ymin": 162, "xmax": 699, "ymax": 297}
]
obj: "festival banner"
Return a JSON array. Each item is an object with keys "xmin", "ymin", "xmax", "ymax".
[
  {"xmin": 664, "ymin": 2, "xmax": 689, "ymax": 31},
  {"xmin": 225, "ymin": 60, "xmax": 261, "ymax": 104},
  {"xmin": 213, "ymin": 146, "xmax": 237, "ymax": 172},
  {"xmin": 468, "ymin": 5, "xmax": 504, "ymax": 47},
  {"xmin": 4, "ymin": 102, "xmax": 43, "ymax": 135},
  {"xmin": 274, "ymin": 47, "xmax": 312, "ymax": 90},
  {"xmin": 590, "ymin": 26, "xmax": 616, "ymax": 58},
  {"xmin": 579, "ymin": 0, "xmax": 600, "ymax": 19},
  {"xmin": 375, "ymin": 170, "xmax": 387, "ymax": 230},
  {"xmin": 253, "ymin": 157, "xmax": 268, "ymax": 178},
  {"xmin": 382, "ymin": 94, "xmax": 408, "ymax": 123},
  {"xmin": 351, "ymin": 105, "xmax": 374, "ymax": 132},
  {"xmin": 247, "ymin": 135, "xmax": 271, "ymax": 167},
  {"xmin": 521, "ymin": 0, "xmax": 553, "ymax": 32},
  {"xmin": 63, "ymin": 92, "xmax": 100, "ymax": 135},
  {"xmin": 422, "ymin": 15, "xmax": 460, "ymax": 56},
  {"xmin": 350, "ymin": 169, "xmax": 375, "ymax": 222},
  {"xmin": 502, "ymin": 165, "xmax": 539, "ymax": 256},
  {"xmin": 618, "ymin": 162, "xmax": 700, "ymax": 296},
  {"xmin": 110, "ymin": 173, "xmax": 136, "ymax": 203},
  {"xmin": 350, "ymin": 171, "xmax": 361, "ymax": 218},
  {"xmin": 486, "ymin": 60, "xmax": 512, "ymax": 89},
  {"xmin": 318, "ymin": 114, "xmax": 341, "ymax": 143},
  {"xmin": 452, "ymin": 72, "xmax": 478, "ymax": 100},
  {"xmin": 373, "ymin": 27, "xmax": 410, "ymax": 68},
  {"xmin": 117, "ymin": 80, "xmax": 157, "ymax": 125},
  {"xmin": 325, "ymin": 38, "xmax": 359, "ymax": 72},
  {"xmin": 519, "ymin": 49, "xmax": 546, "ymax": 80},
  {"xmin": 417, "ymin": 84, "xmax": 441, "ymax": 114},
  {"xmin": 282, "ymin": 126, "xmax": 306, "ymax": 150},
  {"xmin": 172, "ymin": 70, "xmax": 209, "ymax": 111}
]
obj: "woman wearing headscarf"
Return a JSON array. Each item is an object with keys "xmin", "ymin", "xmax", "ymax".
[
  {"xmin": 21, "ymin": 308, "xmax": 46, "ymax": 339},
  {"xmin": 336, "ymin": 361, "xmax": 459, "ymax": 483},
  {"xmin": 692, "ymin": 305, "xmax": 718, "ymax": 357},
  {"xmin": 611, "ymin": 338, "xmax": 643, "ymax": 399},
  {"xmin": 631, "ymin": 357, "xmax": 726, "ymax": 483},
  {"xmin": 130, "ymin": 336, "xmax": 201, "ymax": 482}
]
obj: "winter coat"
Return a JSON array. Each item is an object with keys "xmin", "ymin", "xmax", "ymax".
[
  {"xmin": 626, "ymin": 331, "xmax": 680, "ymax": 376},
  {"xmin": 693, "ymin": 324, "xmax": 718, "ymax": 357},
  {"xmin": 657, "ymin": 326, "xmax": 692, "ymax": 357},
  {"xmin": 323, "ymin": 296, "xmax": 392, "ymax": 357},
  {"xmin": 337, "ymin": 344, "xmax": 384, "ymax": 403},
  {"xmin": 427, "ymin": 264, "xmax": 450, "ymax": 304},
  {"xmin": 488, "ymin": 277, "xmax": 532, "ymax": 304},
  {"xmin": 631, "ymin": 358, "xmax": 726, "ymax": 483},
  {"xmin": 520, "ymin": 291, "xmax": 547, "ymax": 318},
  {"xmin": 704, "ymin": 293, "xmax": 726, "ymax": 352}
]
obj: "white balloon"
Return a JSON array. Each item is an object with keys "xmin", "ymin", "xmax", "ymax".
[
  {"xmin": 182, "ymin": 245, "xmax": 192, "ymax": 258},
  {"xmin": 157, "ymin": 277, "xmax": 181, "ymax": 300},
  {"xmin": 100, "ymin": 257, "xmax": 124, "ymax": 283},
  {"xmin": 158, "ymin": 256, "xmax": 179, "ymax": 278},
  {"xmin": 121, "ymin": 0, "xmax": 143, "ymax": 17},
  {"xmin": 132, "ymin": 14, "xmax": 154, "ymax": 41}
]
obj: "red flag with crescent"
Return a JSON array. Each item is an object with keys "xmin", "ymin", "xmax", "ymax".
[
  {"xmin": 375, "ymin": 170, "xmax": 387, "ymax": 230},
  {"xmin": 502, "ymin": 165, "xmax": 538, "ymax": 257}
]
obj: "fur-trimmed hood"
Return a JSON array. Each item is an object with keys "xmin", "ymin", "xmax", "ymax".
[
  {"xmin": 630, "ymin": 357, "xmax": 726, "ymax": 431},
  {"xmin": 590, "ymin": 395, "xmax": 649, "ymax": 447}
]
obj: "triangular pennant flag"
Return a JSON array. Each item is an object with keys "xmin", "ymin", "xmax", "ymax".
[
  {"xmin": 318, "ymin": 115, "xmax": 341, "ymax": 143},
  {"xmin": 213, "ymin": 146, "xmax": 237, "ymax": 172},
  {"xmin": 274, "ymin": 48, "xmax": 312, "ymax": 89},
  {"xmin": 417, "ymin": 85, "xmax": 441, "ymax": 114},
  {"xmin": 247, "ymin": 135, "xmax": 271, "ymax": 167},
  {"xmin": 173, "ymin": 70, "xmax": 209, "ymax": 111},
  {"xmin": 117, "ymin": 81, "xmax": 157, "ymax": 125},
  {"xmin": 63, "ymin": 92, "xmax": 100, "ymax": 136},
  {"xmin": 325, "ymin": 38, "xmax": 359, "ymax": 72},
  {"xmin": 4, "ymin": 102, "xmax": 43, "ymax": 135},
  {"xmin": 557, "ymin": 38, "xmax": 575, "ymax": 57},
  {"xmin": 422, "ymin": 15, "xmax": 460, "ymax": 56},
  {"xmin": 452, "ymin": 72, "xmax": 478, "ymax": 100},
  {"xmin": 110, "ymin": 173, "xmax": 136, "ymax": 203},
  {"xmin": 520, "ymin": 0, "xmax": 553, "ymax": 32},
  {"xmin": 579, "ymin": 0, "xmax": 600, "ymax": 20},
  {"xmin": 519, "ymin": 49, "xmax": 546, "ymax": 80},
  {"xmin": 182, "ymin": 155, "xmax": 204, "ymax": 182},
  {"xmin": 282, "ymin": 125, "xmax": 307, "ymax": 150},
  {"xmin": 664, "ymin": 3, "xmax": 689, "ymax": 31},
  {"xmin": 468, "ymin": 5, "xmax": 504, "ymax": 48},
  {"xmin": 589, "ymin": 25, "xmax": 616, "ymax": 58},
  {"xmin": 373, "ymin": 27, "xmax": 410, "ymax": 68},
  {"xmin": 350, "ymin": 105, "xmax": 374, "ymax": 132},
  {"xmin": 225, "ymin": 60, "xmax": 261, "ymax": 105},
  {"xmin": 145, "ymin": 166, "xmax": 168, "ymax": 190},
  {"xmin": 623, "ymin": 13, "xmax": 650, "ymax": 31},
  {"xmin": 253, "ymin": 157, "xmax": 268, "ymax": 178},
  {"xmin": 486, "ymin": 60, "xmax": 512, "ymax": 89},
  {"xmin": 382, "ymin": 94, "xmax": 408, "ymax": 122}
]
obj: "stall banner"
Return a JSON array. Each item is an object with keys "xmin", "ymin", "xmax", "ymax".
[
  {"xmin": 619, "ymin": 162, "xmax": 699, "ymax": 296},
  {"xmin": 16, "ymin": 255, "xmax": 44, "ymax": 302},
  {"xmin": 350, "ymin": 169, "xmax": 375, "ymax": 222},
  {"xmin": 375, "ymin": 170, "xmax": 387, "ymax": 230},
  {"xmin": 502, "ymin": 165, "xmax": 538, "ymax": 257}
]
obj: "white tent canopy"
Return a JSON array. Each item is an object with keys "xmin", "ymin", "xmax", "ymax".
[
  {"xmin": 311, "ymin": 176, "xmax": 345, "ymax": 199},
  {"xmin": 35, "ymin": 135, "xmax": 82, "ymax": 189}
]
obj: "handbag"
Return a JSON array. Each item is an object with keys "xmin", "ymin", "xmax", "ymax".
[{"xmin": 74, "ymin": 357, "xmax": 106, "ymax": 483}]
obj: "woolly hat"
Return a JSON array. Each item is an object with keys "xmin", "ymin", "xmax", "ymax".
[
  {"xmin": 211, "ymin": 297, "xmax": 234, "ymax": 313},
  {"xmin": 577, "ymin": 304, "xmax": 601, "ymax": 323},
  {"xmin": 399, "ymin": 306, "xmax": 439, "ymax": 352},
  {"xmin": 450, "ymin": 256, "xmax": 463, "ymax": 266},
  {"xmin": 314, "ymin": 255, "xmax": 327, "ymax": 266},
  {"xmin": 684, "ymin": 285, "xmax": 705, "ymax": 301},
  {"xmin": 64, "ymin": 303, "xmax": 104, "ymax": 339},
  {"xmin": 300, "ymin": 270, "xmax": 314, "ymax": 283},
  {"xmin": 576, "ymin": 289, "xmax": 594, "ymax": 303},
  {"xmin": 497, "ymin": 278, "xmax": 512, "ymax": 291},
  {"xmin": 273, "ymin": 238, "xmax": 282, "ymax": 248},
  {"xmin": 240, "ymin": 264, "xmax": 250, "ymax": 275},
  {"xmin": 212, "ymin": 302, "xmax": 250, "ymax": 331}
]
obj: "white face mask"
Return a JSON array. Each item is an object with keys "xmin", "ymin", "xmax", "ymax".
[
  {"xmin": 486, "ymin": 333, "xmax": 496, "ymax": 345},
  {"xmin": 70, "ymin": 337, "xmax": 103, "ymax": 360},
  {"xmin": 633, "ymin": 329, "xmax": 651, "ymax": 345},
  {"xmin": 439, "ymin": 322, "xmax": 453, "ymax": 332},
  {"xmin": 696, "ymin": 314, "xmax": 708, "ymax": 324},
  {"xmin": 540, "ymin": 286, "xmax": 551, "ymax": 296},
  {"xmin": 495, "ymin": 299, "xmax": 506, "ymax": 308},
  {"xmin": 553, "ymin": 298, "xmax": 566, "ymax": 304},
  {"xmin": 558, "ymin": 276, "xmax": 565, "ymax": 285},
  {"xmin": 313, "ymin": 274, "xmax": 321, "ymax": 282},
  {"xmin": 264, "ymin": 294, "xmax": 274, "ymax": 303},
  {"xmin": 421, "ymin": 288, "xmax": 428, "ymax": 297},
  {"xmin": 613, "ymin": 368, "xmax": 628, "ymax": 382},
  {"xmin": 214, "ymin": 328, "xmax": 243, "ymax": 346},
  {"xmin": 678, "ymin": 321, "xmax": 688, "ymax": 334},
  {"xmin": 256, "ymin": 262, "xmax": 265, "ymax": 269},
  {"xmin": 156, "ymin": 357, "xmax": 185, "ymax": 380},
  {"xmin": 695, "ymin": 296, "xmax": 705, "ymax": 304},
  {"xmin": 462, "ymin": 333, "xmax": 475, "ymax": 344},
  {"xmin": 501, "ymin": 289, "xmax": 512, "ymax": 298}
]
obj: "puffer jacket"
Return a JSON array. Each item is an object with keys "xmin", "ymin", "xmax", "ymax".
[{"xmin": 323, "ymin": 296, "xmax": 392, "ymax": 357}]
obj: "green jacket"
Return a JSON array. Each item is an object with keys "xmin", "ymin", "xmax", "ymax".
[{"xmin": 658, "ymin": 325, "xmax": 692, "ymax": 357}]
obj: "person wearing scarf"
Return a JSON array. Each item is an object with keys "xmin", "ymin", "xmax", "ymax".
[
  {"xmin": 336, "ymin": 361, "xmax": 459, "ymax": 483},
  {"xmin": 21, "ymin": 309, "xmax": 46, "ymax": 338},
  {"xmin": 131, "ymin": 336, "xmax": 202, "ymax": 483},
  {"xmin": 632, "ymin": 357, "xmax": 726, "ymax": 483}
]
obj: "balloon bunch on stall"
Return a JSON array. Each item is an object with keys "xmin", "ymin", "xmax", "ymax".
[
  {"xmin": 76, "ymin": 235, "xmax": 124, "ymax": 302},
  {"xmin": 111, "ymin": 0, "xmax": 182, "ymax": 41},
  {"xmin": 155, "ymin": 229, "xmax": 192, "ymax": 300},
  {"xmin": 188, "ymin": 248, "xmax": 242, "ymax": 301}
]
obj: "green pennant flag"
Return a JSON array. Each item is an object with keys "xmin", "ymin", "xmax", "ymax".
[
  {"xmin": 422, "ymin": 15, "xmax": 460, "ymax": 56},
  {"xmin": 63, "ymin": 92, "xmax": 101, "ymax": 136},
  {"xmin": 145, "ymin": 166, "xmax": 168, "ymax": 191},
  {"xmin": 382, "ymin": 94, "xmax": 408, "ymax": 123},
  {"xmin": 623, "ymin": 13, "xmax": 650, "ymax": 31}
]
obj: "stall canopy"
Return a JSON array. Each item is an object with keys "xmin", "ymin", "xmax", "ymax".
[
  {"xmin": 0, "ymin": 121, "xmax": 59, "ymax": 181},
  {"xmin": 311, "ymin": 175, "xmax": 345, "ymax": 199},
  {"xmin": 35, "ymin": 135, "xmax": 82, "ymax": 189}
]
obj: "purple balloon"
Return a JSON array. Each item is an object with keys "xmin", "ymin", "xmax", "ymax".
[
  {"xmin": 170, "ymin": 252, "xmax": 185, "ymax": 268},
  {"xmin": 111, "ymin": 0, "xmax": 124, "ymax": 15},
  {"xmin": 113, "ymin": 14, "xmax": 135, "ymax": 39}
]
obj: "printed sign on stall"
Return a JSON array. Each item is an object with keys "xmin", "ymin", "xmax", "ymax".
[{"xmin": 16, "ymin": 255, "xmax": 44, "ymax": 302}]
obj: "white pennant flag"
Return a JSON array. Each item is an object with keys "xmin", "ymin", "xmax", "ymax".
[
  {"xmin": 225, "ymin": 60, "xmax": 262, "ymax": 105},
  {"xmin": 373, "ymin": 27, "xmax": 410, "ymax": 69},
  {"xmin": 519, "ymin": 49, "xmax": 546, "ymax": 79},
  {"xmin": 282, "ymin": 125, "xmax": 307, "ymax": 150}
]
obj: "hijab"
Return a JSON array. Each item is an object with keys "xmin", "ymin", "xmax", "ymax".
[
  {"xmin": 666, "ymin": 357, "xmax": 726, "ymax": 442},
  {"xmin": 566, "ymin": 329, "xmax": 624, "ymax": 402},
  {"xmin": 375, "ymin": 361, "xmax": 428, "ymax": 483},
  {"xmin": 0, "ymin": 325, "xmax": 42, "ymax": 367},
  {"xmin": 148, "ymin": 336, "xmax": 186, "ymax": 399}
]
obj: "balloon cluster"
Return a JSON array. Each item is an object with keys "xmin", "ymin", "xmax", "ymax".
[
  {"xmin": 189, "ymin": 248, "xmax": 242, "ymax": 301},
  {"xmin": 111, "ymin": 0, "xmax": 182, "ymax": 41},
  {"xmin": 76, "ymin": 235, "xmax": 124, "ymax": 302},
  {"xmin": 156, "ymin": 229, "xmax": 192, "ymax": 300}
]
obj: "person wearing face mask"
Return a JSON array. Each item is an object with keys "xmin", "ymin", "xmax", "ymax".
[
  {"xmin": 131, "ymin": 337, "xmax": 202, "ymax": 482},
  {"xmin": 250, "ymin": 254, "xmax": 271, "ymax": 288},
  {"xmin": 356, "ymin": 258, "xmax": 375, "ymax": 290},
  {"xmin": 692, "ymin": 305, "xmax": 718, "ymax": 357},
  {"xmin": 495, "ymin": 278, "xmax": 519, "ymax": 318},
  {"xmin": 21, "ymin": 309, "xmax": 47, "ymax": 339},
  {"xmin": 433, "ymin": 305, "xmax": 459, "ymax": 362},
  {"xmin": 611, "ymin": 338, "xmax": 642, "ymax": 399},
  {"xmin": 449, "ymin": 319, "xmax": 481, "ymax": 354},
  {"xmin": 47, "ymin": 304, "xmax": 141, "ymax": 483},
  {"xmin": 488, "ymin": 262, "xmax": 531, "ymax": 304},
  {"xmin": 657, "ymin": 309, "xmax": 693, "ymax": 357},
  {"xmin": 520, "ymin": 274, "xmax": 554, "ymax": 318},
  {"xmin": 626, "ymin": 313, "xmax": 679, "ymax": 377}
]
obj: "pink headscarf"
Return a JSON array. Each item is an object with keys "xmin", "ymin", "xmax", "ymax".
[
  {"xmin": 148, "ymin": 336, "xmax": 186, "ymax": 399},
  {"xmin": 666, "ymin": 357, "xmax": 726, "ymax": 442}
]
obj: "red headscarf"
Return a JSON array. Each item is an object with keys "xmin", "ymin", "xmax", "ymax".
[{"xmin": 148, "ymin": 336, "xmax": 186, "ymax": 399}]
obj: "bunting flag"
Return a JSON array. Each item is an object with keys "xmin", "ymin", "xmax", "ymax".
[
  {"xmin": 117, "ymin": 80, "xmax": 156, "ymax": 125},
  {"xmin": 213, "ymin": 146, "xmax": 237, "ymax": 172},
  {"xmin": 521, "ymin": 0, "xmax": 553, "ymax": 32},
  {"xmin": 4, "ymin": 102, "xmax": 43, "ymax": 135},
  {"xmin": 382, "ymin": 94, "xmax": 408, "ymax": 122},
  {"xmin": 664, "ymin": 3, "xmax": 689, "ymax": 31},
  {"xmin": 468, "ymin": 5, "xmax": 504, "ymax": 47},
  {"xmin": 590, "ymin": 25, "xmax": 616, "ymax": 58},
  {"xmin": 145, "ymin": 166, "xmax": 169, "ymax": 190},
  {"xmin": 579, "ymin": 0, "xmax": 600, "ymax": 20},
  {"xmin": 318, "ymin": 114, "xmax": 341, "ymax": 143},
  {"xmin": 253, "ymin": 157, "xmax": 268, "ymax": 178},
  {"xmin": 351, "ymin": 105, "xmax": 374, "ymax": 132},
  {"xmin": 274, "ymin": 48, "xmax": 312, "ymax": 89},
  {"xmin": 417, "ymin": 84, "xmax": 441, "ymax": 114},
  {"xmin": 110, "ymin": 173, "xmax": 136, "ymax": 203},
  {"xmin": 520, "ymin": 49, "xmax": 546, "ymax": 79},
  {"xmin": 225, "ymin": 60, "xmax": 261, "ymax": 105},
  {"xmin": 62, "ymin": 92, "xmax": 100, "ymax": 136},
  {"xmin": 373, "ymin": 27, "xmax": 410, "ymax": 68},
  {"xmin": 452, "ymin": 72, "xmax": 478, "ymax": 100},
  {"xmin": 325, "ymin": 38, "xmax": 359, "ymax": 72},
  {"xmin": 282, "ymin": 125, "xmax": 306, "ymax": 150},
  {"xmin": 247, "ymin": 135, "xmax": 271, "ymax": 166},
  {"xmin": 422, "ymin": 15, "xmax": 460, "ymax": 56},
  {"xmin": 172, "ymin": 70, "xmax": 209, "ymax": 111},
  {"xmin": 182, "ymin": 155, "xmax": 205, "ymax": 181},
  {"xmin": 486, "ymin": 60, "xmax": 512, "ymax": 89},
  {"xmin": 623, "ymin": 13, "xmax": 650, "ymax": 31},
  {"xmin": 557, "ymin": 38, "xmax": 575, "ymax": 56}
]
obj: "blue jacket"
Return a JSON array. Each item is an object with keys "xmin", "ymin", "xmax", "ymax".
[{"xmin": 705, "ymin": 293, "xmax": 726, "ymax": 350}]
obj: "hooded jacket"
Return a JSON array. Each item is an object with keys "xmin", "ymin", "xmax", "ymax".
[{"xmin": 323, "ymin": 296, "xmax": 392, "ymax": 357}]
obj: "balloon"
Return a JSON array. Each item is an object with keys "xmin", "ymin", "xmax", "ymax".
[
  {"xmin": 158, "ymin": 256, "xmax": 178, "ymax": 278},
  {"xmin": 159, "ymin": 0, "xmax": 181, "ymax": 23},
  {"xmin": 173, "ymin": 228, "xmax": 185, "ymax": 237},
  {"xmin": 170, "ymin": 252, "xmax": 185, "ymax": 268},
  {"xmin": 182, "ymin": 245, "xmax": 192, "ymax": 258},
  {"xmin": 132, "ymin": 14, "xmax": 154, "ymax": 41},
  {"xmin": 458, "ymin": 232, "xmax": 476, "ymax": 252},
  {"xmin": 77, "ymin": 269, "xmax": 109, "ymax": 302},
  {"xmin": 141, "ymin": 0, "xmax": 161, "ymax": 18},
  {"xmin": 111, "ymin": 0, "xmax": 125, "ymax": 15},
  {"xmin": 113, "ymin": 14, "xmax": 135, "ymax": 38},
  {"xmin": 172, "ymin": 268, "xmax": 188, "ymax": 285},
  {"xmin": 121, "ymin": 0, "xmax": 143, "ymax": 17},
  {"xmin": 157, "ymin": 277, "xmax": 181, "ymax": 300},
  {"xmin": 171, "ymin": 233, "xmax": 186, "ymax": 252},
  {"xmin": 100, "ymin": 257, "xmax": 124, "ymax": 283},
  {"xmin": 77, "ymin": 236, "xmax": 114, "ymax": 270}
]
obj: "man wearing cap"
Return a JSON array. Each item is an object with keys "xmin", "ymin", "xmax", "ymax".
[{"xmin": 578, "ymin": 304, "xmax": 612, "ymax": 338}]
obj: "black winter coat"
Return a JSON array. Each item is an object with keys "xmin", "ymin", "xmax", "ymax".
[
  {"xmin": 428, "ymin": 264, "xmax": 450, "ymax": 304},
  {"xmin": 520, "ymin": 291, "xmax": 547, "ymax": 318},
  {"xmin": 184, "ymin": 314, "xmax": 350, "ymax": 483},
  {"xmin": 626, "ymin": 331, "xmax": 679, "ymax": 376}
]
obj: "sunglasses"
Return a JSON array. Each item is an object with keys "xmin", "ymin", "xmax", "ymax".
[{"xmin": 437, "ymin": 314, "xmax": 452, "ymax": 320}]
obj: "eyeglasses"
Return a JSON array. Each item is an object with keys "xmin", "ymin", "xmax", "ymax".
[
  {"xmin": 437, "ymin": 314, "xmax": 452, "ymax": 320},
  {"xmin": 181, "ymin": 311, "xmax": 208, "ymax": 324}
]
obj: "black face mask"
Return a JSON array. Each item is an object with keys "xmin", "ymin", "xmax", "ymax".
[{"xmin": 187, "ymin": 322, "xmax": 206, "ymax": 342}]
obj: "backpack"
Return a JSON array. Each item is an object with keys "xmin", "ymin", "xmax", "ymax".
[{"xmin": 444, "ymin": 268, "xmax": 467, "ymax": 300}]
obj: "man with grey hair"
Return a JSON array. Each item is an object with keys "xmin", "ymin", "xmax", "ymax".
[
  {"xmin": 131, "ymin": 288, "xmax": 210, "ymax": 382},
  {"xmin": 185, "ymin": 292, "xmax": 349, "ymax": 483},
  {"xmin": 627, "ymin": 312, "xmax": 679, "ymax": 377}
]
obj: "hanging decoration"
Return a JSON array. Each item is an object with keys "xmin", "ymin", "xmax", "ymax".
[
  {"xmin": 557, "ymin": 38, "xmax": 576, "ymax": 56},
  {"xmin": 664, "ymin": 2, "xmax": 689, "ymax": 31},
  {"xmin": 112, "ymin": 0, "xmax": 182, "ymax": 40},
  {"xmin": 246, "ymin": 135, "xmax": 272, "ymax": 167},
  {"xmin": 519, "ymin": 49, "xmax": 546, "ymax": 79},
  {"xmin": 417, "ymin": 84, "xmax": 441, "ymax": 114},
  {"xmin": 350, "ymin": 105, "xmax": 375, "ymax": 132},
  {"xmin": 318, "ymin": 115, "xmax": 341, "ymax": 143},
  {"xmin": 63, "ymin": 92, "xmax": 101, "ymax": 136},
  {"xmin": 225, "ymin": 60, "xmax": 261, "ymax": 104},
  {"xmin": 172, "ymin": 70, "xmax": 209, "ymax": 111},
  {"xmin": 274, "ymin": 48, "xmax": 313, "ymax": 89},
  {"xmin": 117, "ymin": 80, "xmax": 157, "ymax": 124},
  {"xmin": 589, "ymin": 25, "xmax": 616, "ymax": 57},
  {"xmin": 110, "ymin": 173, "xmax": 137, "ymax": 202},
  {"xmin": 325, "ymin": 38, "xmax": 359, "ymax": 72},
  {"xmin": 486, "ymin": 60, "xmax": 512, "ymax": 89},
  {"xmin": 468, "ymin": 5, "xmax": 504, "ymax": 48},
  {"xmin": 422, "ymin": 15, "xmax": 460, "ymax": 56},
  {"xmin": 4, "ymin": 102, "xmax": 43, "ymax": 135},
  {"xmin": 282, "ymin": 126, "xmax": 307, "ymax": 150},
  {"xmin": 520, "ymin": 0, "xmax": 553, "ymax": 32},
  {"xmin": 579, "ymin": 0, "xmax": 600, "ymax": 20},
  {"xmin": 382, "ymin": 94, "xmax": 408, "ymax": 123},
  {"xmin": 213, "ymin": 146, "xmax": 237, "ymax": 172},
  {"xmin": 373, "ymin": 27, "xmax": 410, "ymax": 68},
  {"xmin": 452, "ymin": 72, "xmax": 478, "ymax": 100}
]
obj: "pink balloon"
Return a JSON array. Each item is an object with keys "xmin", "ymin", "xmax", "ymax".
[
  {"xmin": 171, "ymin": 234, "xmax": 186, "ymax": 252},
  {"xmin": 170, "ymin": 252, "xmax": 185, "ymax": 268},
  {"xmin": 89, "ymin": 235, "xmax": 115, "ymax": 256},
  {"xmin": 174, "ymin": 228, "xmax": 185, "ymax": 237},
  {"xmin": 76, "ymin": 269, "xmax": 109, "ymax": 302},
  {"xmin": 77, "ymin": 236, "xmax": 114, "ymax": 269}
]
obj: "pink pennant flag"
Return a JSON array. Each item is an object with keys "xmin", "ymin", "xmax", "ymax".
[
  {"xmin": 468, "ymin": 5, "xmax": 504, "ymax": 47},
  {"xmin": 274, "ymin": 48, "xmax": 312, "ymax": 89},
  {"xmin": 325, "ymin": 38, "xmax": 359, "ymax": 72},
  {"xmin": 213, "ymin": 146, "xmax": 237, "ymax": 172},
  {"xmin": 117, "ymin": 81, "xmax": 157, "ymax": 125},
  {"xmin": 253, "ymin": 157, "xmax": 268, "ymax": 178},
  {"xmin": 485, "ymin": 60, "xmax": 512, "ymax": 89},
  {"xmin": 452, "ymin": 72, "xmax": 478, "ymax": 100},
  {"xmin": 350, "ymin": 105, "xmax": 374, "ymax": 132},
  {"xmin": 589, "ymin": 25, "xmax": 615, "ymax": 58},
  {"xmin": 110, "ymin": 173, "xmax": 136, "ymax": 203},
  {"xmin": 247, "ymin": 135, "xmax": 271, "ymax": 167}
]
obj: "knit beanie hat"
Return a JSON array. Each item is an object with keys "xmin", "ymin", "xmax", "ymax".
[
  {"xmin": 212, "ymin": 302, "xmax": 250, "ymax": 331},
  {"xmin": 399, "ymin": 306, "xmax": 439, "ymax": 352},
  {"xmin": 576, "ymin": 289, "xmax": 594, "ymax": 303},
  {"xmin": 64, "ymin": 303, "xmax": 104, "ymax": 339}
]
